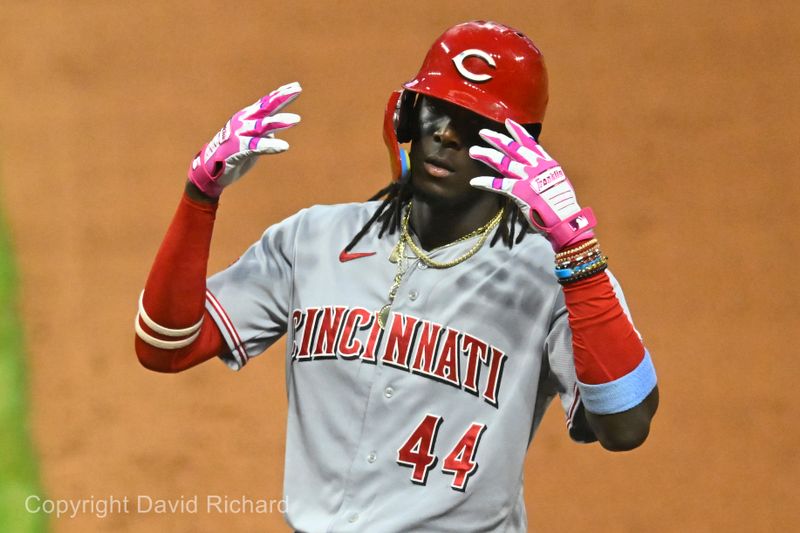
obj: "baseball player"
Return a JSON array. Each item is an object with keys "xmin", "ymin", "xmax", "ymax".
[{"xmin": 135, "ymin": 21, "xmax": 658, "ymax": 532}]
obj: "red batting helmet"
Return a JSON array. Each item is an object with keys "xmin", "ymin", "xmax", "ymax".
[{"xmin": 384, "ymin": 21, "xmax": 549, "ymax": 181}]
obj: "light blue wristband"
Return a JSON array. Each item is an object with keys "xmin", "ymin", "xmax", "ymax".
[{"xmin": 578, "ymin": 350, "xmax": 657, "ymax": 415}]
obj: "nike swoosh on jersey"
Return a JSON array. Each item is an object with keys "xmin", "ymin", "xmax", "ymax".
[{"xmin": 339, "ymin": 250, "xmax": 377, "ymax": 263}]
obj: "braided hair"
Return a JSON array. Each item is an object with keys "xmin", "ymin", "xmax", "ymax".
[{"xmin": 343, "ymin": 180, "xmax": 532, "ymax": 254}]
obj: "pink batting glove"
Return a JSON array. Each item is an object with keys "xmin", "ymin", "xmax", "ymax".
[
  {"xmin": 188, "ymin": 82, "xmax": 302, "ymax": 198},
  {"xmin": 469, "ymin": 118, "xmax": 596, "ymax": 251}
]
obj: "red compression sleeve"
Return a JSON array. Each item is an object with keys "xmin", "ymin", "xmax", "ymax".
[
  {"xmin": 562, "ymin": 271, "xmax": 645, "ymax": 385},
  {"xmin": 135, "ymin": 191, "xmax": 225, "ymax": 372}
]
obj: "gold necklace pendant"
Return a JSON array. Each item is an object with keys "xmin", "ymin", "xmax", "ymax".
[
  {"xmin": 377, "ymin": 304, "xmax": 392, "ymax": 329},
  {"xmin": 388, "ymin": 239, "xmax": 404, "ymax": 264},
  {"xmin": 378, "ymin": 234, "xmax": 407, "ymax": 329}
]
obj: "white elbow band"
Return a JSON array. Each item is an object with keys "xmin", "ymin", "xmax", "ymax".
[
  {"xmin": 135, "ymin": 291, "xmax": 203, "ymax": 350},
  {"xmin": 577, "ymin": 350, "xmax": 657, "ymax": 415},
  {"xmin": 137, "ymin": 292, "xmax": 203, "ymax": 336}
]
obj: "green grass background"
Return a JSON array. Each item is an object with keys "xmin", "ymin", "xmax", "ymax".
[{"xmin": 0, "ymin": 208, "xmax": 47, "ymax": 531}]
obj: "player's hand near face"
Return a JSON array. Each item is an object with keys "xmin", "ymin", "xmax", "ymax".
[
  {"xmin": 188, "ymin": 82, "xmax": 302, "ymax": 198},
  {"xmin": 469, "ymin": 119, "xmax": 596, "ymax": 252}
]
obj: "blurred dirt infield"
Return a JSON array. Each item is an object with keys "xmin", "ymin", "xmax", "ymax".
[{"xmin": 1, "ymin": 1, "xmax": 798, "ymax": 531}]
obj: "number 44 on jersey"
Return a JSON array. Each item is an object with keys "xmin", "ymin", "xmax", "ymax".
[{"xmin": 397, "ymin": 414, "xmax": 488, "ymax": 492}]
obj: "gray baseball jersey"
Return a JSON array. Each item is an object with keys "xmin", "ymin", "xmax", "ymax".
[{"xmin": 204, "ymin": 201, "xmax": 636, "ymax": 532}]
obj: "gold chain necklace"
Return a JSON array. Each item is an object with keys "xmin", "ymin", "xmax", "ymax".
[
  {"xmin": 402, "ymin": 202, "xmax": 504, "ymax": 269},
  {"xmin": 377, "ymin": 203, "xmax": 504, "ymax": 328}
]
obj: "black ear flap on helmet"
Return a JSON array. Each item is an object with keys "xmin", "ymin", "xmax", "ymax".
[
  {"xmin": 394, "ymin": 89, "xmax": 417, "ymax": 144},
  {"xmin": 383, "ymin": 89, "xmax": 417, "ymax": 182}
]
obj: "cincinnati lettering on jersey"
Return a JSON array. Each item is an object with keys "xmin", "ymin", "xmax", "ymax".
[{"xmin": 290, "ymin": 306, "xmax": 507, "ymax": 408}]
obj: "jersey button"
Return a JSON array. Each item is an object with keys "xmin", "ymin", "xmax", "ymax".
[
  {"xmin": 384, "ymin": 387, "xmax": 394, "ymax": 398},
  {"xmin": 348, "ymin": 513, "xmax": 359, "ymax": 523},
  {"xmin": 367, "ymin": 452, "xmax": 377, "ymax": 463},
  {"xmin": 408, "ymin": 290, "xmax": 418, "ymax": 301},
  {"xmin": 417, "ymin": 261, "xmax": 428, "ymax": 270}
]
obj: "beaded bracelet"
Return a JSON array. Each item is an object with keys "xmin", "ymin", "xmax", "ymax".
[
  {"xmin": 555, "ymin": 238, "xmax": 598, "ymax": 260},
  {"xmin": 556, "ymin": 247, "xmax": 601, "ymax": 269},
  {"xmin": 557, "ymin": 252, "xmax": 601, "ymax": 271},
  {"xmin": 557, "ymin": 254, "xmax": 608, "ymax": 276},
  {"xmin": 557, "ymin": 260, "xmax": 609, "ymax": 285},
  {"xmin": 555, "ymin": 255, "xmax": 606, "ymax": 279},
  {"xmin": 557, "ymin": 246, "xmax": 600, "ymax": 267}
]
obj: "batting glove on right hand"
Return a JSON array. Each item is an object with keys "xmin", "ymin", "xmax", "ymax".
[
  {"xmin": 188, "ymin": 82, "xmax": 302, "ymax": 198},
  {"xmin": 469, "ymin": 118, "xmax": 597, "ymax": 251}
]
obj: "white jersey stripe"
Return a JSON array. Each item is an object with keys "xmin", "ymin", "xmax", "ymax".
[
  {"xmin": 207, "ymin": 289, "xmax": 248, "ymax": 364},
  {"xmin": 205, "ymin": 289, "xmax": 248, "ymax": 365},
  {"xmin": 566, "ymin": 383, "xmax": 580, "ymax": 427}
]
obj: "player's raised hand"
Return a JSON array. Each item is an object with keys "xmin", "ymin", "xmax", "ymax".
[
  {"xmin": 469, "ymin": 119, "xmax": 596, "ymax": 251},
  {"xmin": 188, "ymin": 82, "xmax": 302, "ymax": 198}
]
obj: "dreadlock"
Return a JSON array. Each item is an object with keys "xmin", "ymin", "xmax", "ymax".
[{"xmin": 342, "ymin": 180, "xmax": 532, "ymax": 254}]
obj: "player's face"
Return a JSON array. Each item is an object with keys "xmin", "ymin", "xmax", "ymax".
[{"xmin": 408, "ymin": 96, "xmax": 502, "ymax": 207}]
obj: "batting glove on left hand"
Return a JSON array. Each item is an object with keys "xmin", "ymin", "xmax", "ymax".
[
  {"xmin": 469, "ymin": 119, "xmax": 596, "ymax": 251},
  {"xmin": 188, "ymin": 82, "xmax": 302, "ymax": 198}
]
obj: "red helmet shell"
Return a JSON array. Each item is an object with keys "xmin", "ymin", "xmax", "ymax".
[{"xmin": 404, "ymin": 21, "xmax": 548, "ymax": 124}]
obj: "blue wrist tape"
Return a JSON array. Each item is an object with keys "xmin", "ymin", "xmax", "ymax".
[{"xmin": 577, "ymin": 350, "xmax": 657, "ymax": 415}]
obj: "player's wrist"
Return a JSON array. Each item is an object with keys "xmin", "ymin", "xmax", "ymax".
[
  {"xmin": 185, "ymin": 179, "xmax": 221, "ymax": 204},
  {"xmin": 187, "ymin": 153, "xmax": 226, "ymax": 198},
  {"xmin": 545, "ymin": 206, "xmax": 597, "ymax": 252},
  {"xmin": 554, "ymin": 238, "xmax": 607, "ymax": 284}
]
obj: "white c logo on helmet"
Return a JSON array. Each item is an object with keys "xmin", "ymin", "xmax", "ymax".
[{"xmin": 452, "ymin": 49, "xmax": 496, "ymax": 82}]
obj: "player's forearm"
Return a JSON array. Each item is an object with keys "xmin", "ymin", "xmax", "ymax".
[
  {"xmin": 136, "ymin": 84, "xmax": 302, "ymax": 372},
  {"xmin": 142, "ymin": 186, "xmax": 217, "ymax": 323},
  {"xmin": 560, "ymin": 265, "xmax": 658, "ymax": 451},
  {"xmin": 134, "ymin": 185, "xmax": 223, "ymax": 371}
]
